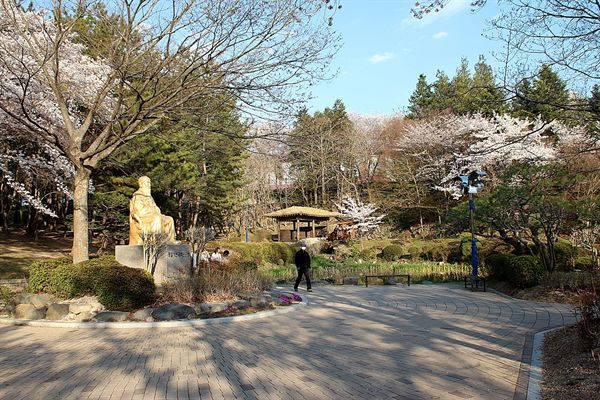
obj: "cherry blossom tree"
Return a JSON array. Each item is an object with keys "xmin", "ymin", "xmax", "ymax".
[
  {"xmin": 336, "ymin": 196, "xmax": 385, "ymax": 238},
  {"xmin": 0, "ymin": 1, "xmax": 339, "ymax": 262},
  {"xmin": 396, "ymin": 113, "xmax": 585, "ymax": 199}
]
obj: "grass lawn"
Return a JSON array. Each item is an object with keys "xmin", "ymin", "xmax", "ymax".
[{"xmin": 0, "ymin": 230, "xmax": 71, "ymax": 279}]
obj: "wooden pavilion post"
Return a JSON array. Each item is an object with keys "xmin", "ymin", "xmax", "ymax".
[
  {"xmin": 296, "ymin": 218, "xmax": 300, "ymax": 241},
  {"xmin": 277, "ymin": 220, "xmax": 281, "ymax": 242},
  {"xmin": 312, "ymin": 219, "xmax": 316, "ymax": 238}
]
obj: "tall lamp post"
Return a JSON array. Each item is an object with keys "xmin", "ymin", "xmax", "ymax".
[
  {"xmin": 454, "ymin": 171, "xmax": 486, "ymax": 278},
  {"xmin": 244, "ymin": 199, "xmax": 255, "ymax": 243}
]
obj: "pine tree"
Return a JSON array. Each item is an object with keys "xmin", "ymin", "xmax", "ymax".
[
  {"xmin": 589, "ymin": 85, "xmax": 600, "ymax": 119},
  {"xmin": 450, "ymin": 58, "xmax": 473, "ymax": 114},
  {"xmin": 471, "ymin": 55, "xmax": 505, "ymax": 116},
  {"xmin": 407, "ymin": 74, "xmax": 433, "ymax": 118},
  {"xmin": 287, "ymin": 100, "xmax": 354, "ymax": 206},
  {"xmin": 587, "ymin": 84, "xmax": 600, "ymax": 134},
  {"xmin": 431, "ymin": 70, "xmax": 453, "ymax": 111},
  {"xmin": 512, "ymin": 78, "xmax": 535, "ymax": 120},
  {"xmin": 530, "ymin": 65, "xmax": 570, "ymax": 123}
]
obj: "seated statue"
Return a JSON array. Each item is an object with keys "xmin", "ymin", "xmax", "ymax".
[{"xmin": 129, "ymin": 176, "xmax": 177, "ymax": 246}]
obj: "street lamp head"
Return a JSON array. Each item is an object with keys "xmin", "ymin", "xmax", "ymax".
[
  {"xmin": 454, "ymin": 171, "xmax": 486, "ymax": 195},
  {"xmin": 468, "ymin": 171, "xmax": 487, "ymax": 183}
]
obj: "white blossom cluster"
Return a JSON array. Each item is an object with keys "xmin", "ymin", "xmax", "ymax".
[
  {"xmin": 398, "ymin": 113, "xmax": 593, "ymax": 199},
  {"xmin": 336, "ymin": 196, "xmax": 385, "ymax": 237},
  {"xmin": 0, "ymin": 140, "xmax": 75, "ymax": 216},
  {"xmin": 0, "ymin": 4, "xmax": 114, "ymax": 143},
  {"xmin": 1, "ymin": 170, "xmax": 58, "ymax": 218}
]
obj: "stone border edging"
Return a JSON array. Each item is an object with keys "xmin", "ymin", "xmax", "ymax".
[
  {"xmin": 526, "ymin": 326, "xmax": 562, "ymax": 400},
  {"xmin": 0, "ymin": 291, "xmax": 307, "ymax": 329}
]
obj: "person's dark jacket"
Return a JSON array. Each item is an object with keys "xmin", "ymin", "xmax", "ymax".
[{"xmin": 294, "ymin": 249, "xmax": 311, "ymax": 270}]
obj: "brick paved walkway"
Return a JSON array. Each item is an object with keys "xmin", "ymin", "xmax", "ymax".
[{"xmin": 0, "ymin": 284, "xmax": 576, "ymax": 400}]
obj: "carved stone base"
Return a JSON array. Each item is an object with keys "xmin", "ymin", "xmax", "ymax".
[{"xmin": 115, "ymin": 244, "xmax": 191, "ymax": 285}]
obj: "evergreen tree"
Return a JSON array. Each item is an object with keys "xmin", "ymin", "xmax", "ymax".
[
  {"xmin": 450, "ymin": 58, "xmax": 473, "ymax": 114},
  {"xmin": 587, "ymin": 84, "xmax": 600, "ymax": 135},
  {"xmin": 589, "ymin": 85, "xmax": 600, "ymax": 120},
  {"xmin": 431, "ymin": 70, "xmax": 453, "ymax": 111},
  {"xmin": 94, "ymin": 94, "xmax": 248, "ymax": 236},
  {"xmin": 529, "ymin": 65, "xmax": 570, "ymax": 123},
  {"xmin": 407, "ymin": 74, "xmax": 433, "ymax": 118},
  {"xmin": 471, "ymin": 55, "xmax": 505, "ymax": 116},
  {"xmin": 512, "ymin": 78, "xmax": 535, "ymax": 120},
  {"xmin": 287, "ymin": 100, "xmax": 354, "ymax": 206}
]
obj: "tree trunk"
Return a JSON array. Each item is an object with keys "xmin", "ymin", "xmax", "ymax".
[{"xmin": 72, "ymin": 167, "xmax": 91, "ymax": 263}]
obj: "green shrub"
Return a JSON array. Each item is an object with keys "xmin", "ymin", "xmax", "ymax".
[
  {"xmin": 575, "ymin": 256, "xmax": 596, "ymax": 271},
  {"xmin": 217, "ymin": 242, "xmax": 294, "ymax": 265},
  {"xmin": 28, "ymin": 256, "xmax": 155, "ymax": 311},
  {"xmin": 230, "ymin": 257, "xmax": 259, "ymax": 271},
  {"xmin": 48, "ymin": 263, "xmax": 89, "ymax": 299},
  {"xmin": 554, "ymin": 240, "xmax": 576, "ymax": 271},
  {"xmin": 311, "ymin": 254, "xmax": 336, "ymax": 269},
  {"xmin": 27, "ymin": 257, "xmax": 72, "ymax": 294},
  {"xmin": 95, "ymin": 265, "xmax": 155, "ymax": 311},
  {"xmin": 45, "ymin": 256, "xmax": 120, "ymax": 299},
  {"xmin": 381, "ymin": 244, "xmax": 404, "ymax": 261},
  {"xmin": 509, "ymin": 255, "xmax": 545, "ymax": 288},
  {"xmin": 0, "ymin": 285, "xmax": 15, "ymax": 313},
  {"xmin": 485, "ymin": 253, "xmax": 516, "ymax": 280}
]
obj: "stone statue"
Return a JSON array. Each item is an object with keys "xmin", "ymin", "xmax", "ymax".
[{"xmin": 129, "ymin": 176, "xmax": 177, "ymax": 246}]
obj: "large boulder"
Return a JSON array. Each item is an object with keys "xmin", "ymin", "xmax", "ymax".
[
  {"xmin": 69, "ymin": 303, "xmax": 93, "ymax": 315},
  {"xmin": 68, "ymin": 298, "xmax": 104, "ymax": 314},
  {"xmin": 233, "ymin": 300, "xmax": 251, "ymax": 309},
  {"xmin": 93, "ymin": 311, "xmax": 129, "ymax": 322},
  {"xmin": 15, "ymin": 304, "xmax": 46, "ymax": 320},
  {"xmin": 65, "ymin": 312, "xmax": 92, "ymax": 322},
  {"xmin": 151, "ymin": 304, "xmax": 196, "ymax": 321},
  {"xmin": 343, "ymin": 276, "xmax": 359, "ymax": 285},
  {"xmin": 46, "ymin": 303, "xmax": 70, "ymax": 320},
  {"xmin": 15, "ymin": 293, "xmax": 55, "ymax": 308},
  {"xmin": 249, "ymin": 295, "xmax": 272, "ymax": 308},
  {"xmin": 14, "ymin": 293, "xmax": 33, "ymax": 305},
  {"xmin": 196, "ymin": 302, "xmax": 228, "ymax": 314},
  {"xmin": 29, "ymin": 294, "xmax": 55, "ymax": 308},
  {"xmin": 132, "ymin": 308, "xmax": 154, "ymax": 322}
]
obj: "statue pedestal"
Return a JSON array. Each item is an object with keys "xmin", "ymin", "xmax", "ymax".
[{"xmin": 115, "ymin": 244, "xmax": 191, "ymax": 285}]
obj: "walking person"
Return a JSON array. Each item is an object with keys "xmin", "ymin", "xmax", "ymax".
[{"xmin": 294, "ymin": 245, "xmax": 312, "ymax": 292}]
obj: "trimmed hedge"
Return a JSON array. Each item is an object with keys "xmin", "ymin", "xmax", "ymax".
[
  {"xmin": 485, "ymin": 253, "xmax": 516, "ymax": 281},
  {"xmin": 509, "ymin": 255, "xmax": 545, "ymax": 288},
  {"xmin": 27, "ymin": 256, "xmax": 155, "ymax": 311},
  {"xmin": 94, "ymin": 265, "xmax": 155, "ymax": 311},
  {"xmin": 381, "ymin": 244, "xmax": 404, "ymax": 261},
  {"xmin": 27, "ymin": 257, "xmax": 72, "ymax": 294},
  {"xmin": 216, "ymin": 242, "xmax": 294, "ymax": 265}
]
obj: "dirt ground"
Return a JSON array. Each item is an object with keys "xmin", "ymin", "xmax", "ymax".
[
  {"xmin": 488, "ymin": 279, "xmax": 581, "ymax": 304},
  {"xmin": 542, "ymin": 324, "xmax": 600, "ymax": 400},
  {"xmin": 0, "ymin": 230, "xmax": 71, "ymax": 278}
]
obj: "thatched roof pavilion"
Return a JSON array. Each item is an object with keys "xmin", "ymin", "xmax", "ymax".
[{"xmin": 264, "ymin": 206, "xmax": 342, "ymax": 242}]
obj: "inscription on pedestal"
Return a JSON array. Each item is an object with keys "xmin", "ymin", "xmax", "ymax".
[{"xmin": 115, "ymin": 244, "xmax": 191, "ymax": 285}]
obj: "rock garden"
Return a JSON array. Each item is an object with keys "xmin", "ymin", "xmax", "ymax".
[{"xmin": 0, "ymin": 255, "xmax": 303, "ymax": 325}]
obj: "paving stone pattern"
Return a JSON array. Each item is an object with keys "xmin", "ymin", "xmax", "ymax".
[{"xmin": 0, "ymin": 284, "xmax": 576, "ymax": 399}]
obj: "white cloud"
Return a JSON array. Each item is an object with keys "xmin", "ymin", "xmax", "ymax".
[
  {"xmin": 432, "ymin": 31, "xmax": 448, "ymax": 40},
  {"xmin": 368, "ymin": 52, "xmax": 396, "ymax": 64}
]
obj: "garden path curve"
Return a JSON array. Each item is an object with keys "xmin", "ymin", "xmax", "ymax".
[{"xmin": 0, "ymin": 284, "xmax": 576, "ymax": 400}]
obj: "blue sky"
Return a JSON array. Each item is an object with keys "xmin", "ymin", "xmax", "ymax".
[{"xmin": 308, "ymin": 0, "xmax": 504, "ymax": 115}]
